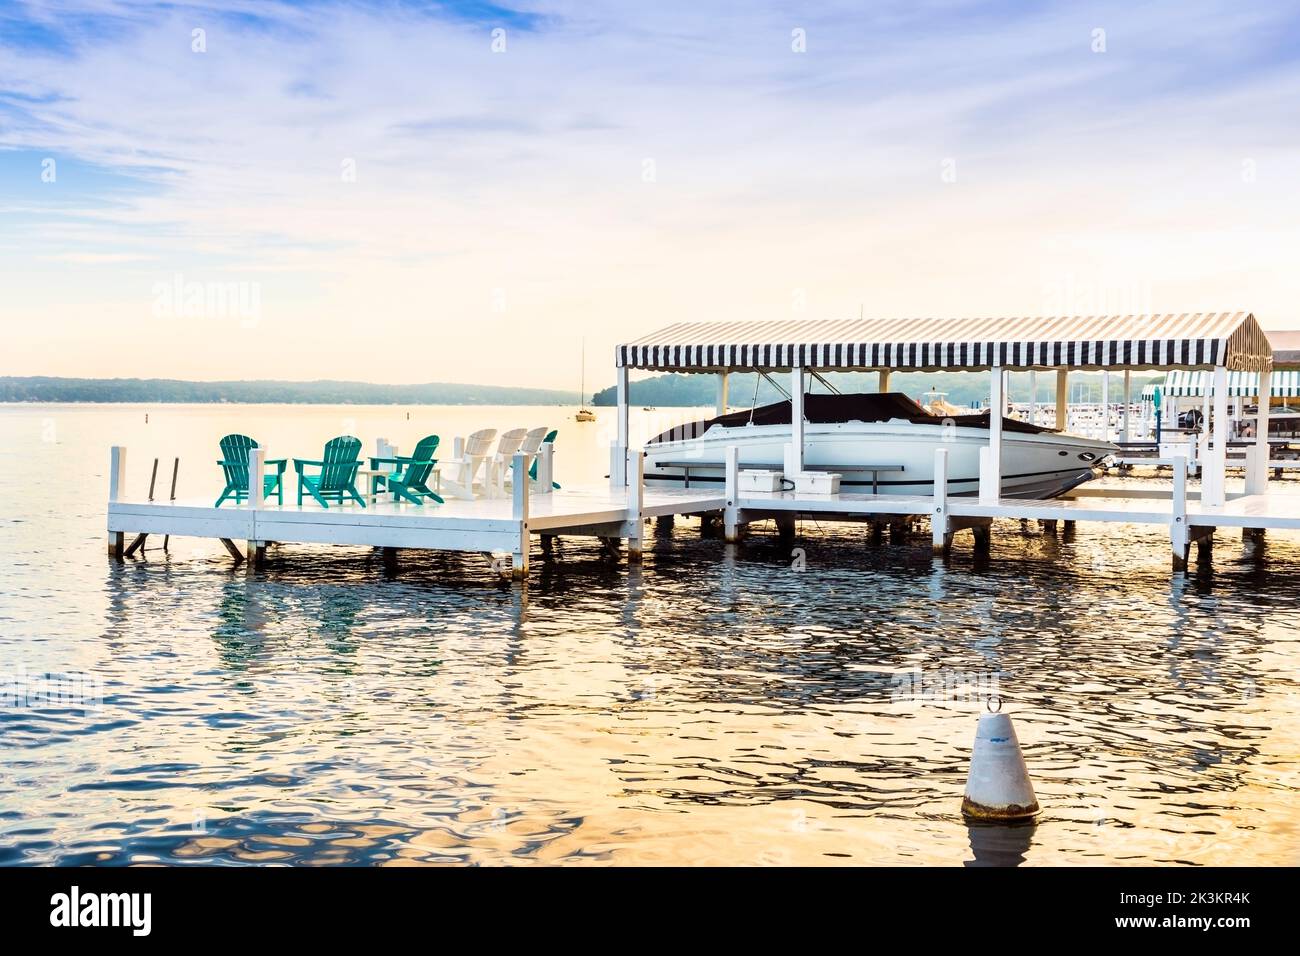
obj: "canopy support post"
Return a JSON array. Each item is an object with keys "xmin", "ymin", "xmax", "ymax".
[
  {"xmin": 785, "ymin": 365, "xmax": 806, "ymax": 475},
  {"xmin": 715, "ymin": 372, "xmax": 729, "ymax": 416},
  {"xmin": 1055, "ymin": 368, "xmax": 1068, "ymax": 431},
  {"xmin": 611, "ymin": 365, "xmax": 629, "ymax": 489},
  {"xmin": 1100, "ymin": 371, "xmax": 1110, "ymax": 441},
  {"xmin": 878, "ymin": 369, "xmax": 891, "ymax": 393},
  {"xmin": 1205, "ymin": 365, "xmax": 1229, "ymax": 507},
  {"xmin": 1246, "ymin": 368, "xmax": 1272, "ymax": 495},
  {"xmin": 979, "ymin": 361, "xmax": 1004, "ymax": 503},
  {"xmin": 1199, "ymin": 381, "xmax": 1211, "ymax": 471},
  {"xmin": 1121, "ymin": 370, "xmax": 1131, "ymax": 443}
]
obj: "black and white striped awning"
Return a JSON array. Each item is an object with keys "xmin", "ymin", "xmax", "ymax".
[
  {"xmin": 617, "ymin": 313, "xmax": 1274, "ymax": 373},
  {"xmin": 1158, "ymin": 370, "xmax": 1300, "ymax": 398}
]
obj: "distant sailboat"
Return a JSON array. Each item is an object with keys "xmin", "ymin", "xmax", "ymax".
[{"xmin": 575, "ymin": 339, "xmax": 596, "ymax": 422}]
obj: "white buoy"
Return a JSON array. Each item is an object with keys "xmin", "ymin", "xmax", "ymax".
[{"xmin": 962, "ymin": 704, "xmax": 1039, "ymax": 822}]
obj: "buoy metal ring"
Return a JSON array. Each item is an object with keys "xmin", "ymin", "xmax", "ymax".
[{"xmin": 986, "ymin": 695, "xmax": 1002, "ymax": 713}]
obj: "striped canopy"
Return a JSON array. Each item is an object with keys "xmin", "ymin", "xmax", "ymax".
[
  {"xmin": 617, "ymin": 312, "xmax": 1274, "ymax": 373},
  {"xmin": 1158, "ymin": 369, "xmax": 1300, "ymax": 398}
]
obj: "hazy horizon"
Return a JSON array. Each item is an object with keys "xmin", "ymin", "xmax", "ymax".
[{"xmin": 4, "ymin": 1, "xmax": 1299, "ymax": 388}]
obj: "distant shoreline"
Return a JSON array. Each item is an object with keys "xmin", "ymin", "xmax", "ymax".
[
  {"xmin": 0, "ymin": 376, "xmax": 584, "ymax": 406},
  {"xmin": 0, "ymin": 400, "xmax": 581, "ymax": 407}
]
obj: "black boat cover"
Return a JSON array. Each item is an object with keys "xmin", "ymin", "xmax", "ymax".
[{"xmin": 649, "ymin": 392, "xmax": 1053, "ymax": 444}]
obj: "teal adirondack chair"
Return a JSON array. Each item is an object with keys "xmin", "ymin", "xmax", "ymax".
[
  {"xmin": 294, "ymin": 436, "xmax": 365, "ymax": 508},
  {"xmin": 369, "ymin": 435, "xmax": 444, "ymax": 506},
  {"xmin": 528, "ymin": 429, "xmax": 561, "ymax": 489},
  {"xmin": 215, "ymin": 434, "xmax": 287, "ymax": 507}
]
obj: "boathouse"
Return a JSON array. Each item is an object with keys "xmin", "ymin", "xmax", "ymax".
[{"xmin": 610, "ymin": 312, "xmax": 1278, "ymax": 509}]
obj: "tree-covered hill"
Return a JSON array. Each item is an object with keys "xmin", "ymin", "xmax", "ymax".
[{"xmin": 0, "ymin": 377, "xmax": 579, "ymax": 405}]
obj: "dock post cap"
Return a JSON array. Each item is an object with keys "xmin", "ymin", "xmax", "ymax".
[{"xmin": 961, "ymin": 711, "xmax": 1040, "ymax": 823}]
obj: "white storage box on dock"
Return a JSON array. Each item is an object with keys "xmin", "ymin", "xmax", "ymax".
[
  {"xmin": 792, "ymin": 471, "xmax": 840, "ymax": 495},
  {"xmin": 739, "ymin": 469, "xmax": 784, "ymax": 493}
]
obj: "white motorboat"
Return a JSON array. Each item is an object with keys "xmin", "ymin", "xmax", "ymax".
[{"xmin": 644, "ymin": 392, "xmax": 1117, "ymax": 499}]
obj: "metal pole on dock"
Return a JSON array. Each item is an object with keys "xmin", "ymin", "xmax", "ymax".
[{"xmin": 164, "ymin": 456, "xmax": 178, "ymax": 552}]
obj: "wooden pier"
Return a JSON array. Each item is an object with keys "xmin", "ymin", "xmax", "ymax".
[
  {"xmin": 106, "ymin": 313, "xmax": 1300, "ymax": 577},
  {"xmin": 107, "ymin": 446, "xmax": 724, "ymax": 578},
  {"xmin": 108, "ymin": 442, "xmax": 1300, "ymax": 578}
]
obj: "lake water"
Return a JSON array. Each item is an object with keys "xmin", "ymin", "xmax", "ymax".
[{"xmin": 1, "ymin": 403, "xmax": 1298, "ymax": 866}]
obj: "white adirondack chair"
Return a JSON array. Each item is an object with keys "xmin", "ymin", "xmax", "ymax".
[
  {"xmin": 503, "ymin": 426, "xmax": 551, "ymax": 490},
  {"xmin": 489, "ymin": 428, "xmax": 529, "ymax": 495},
  {"xmin": 441, "ymin": 428, "xmax": 498, "ymax": 499}
]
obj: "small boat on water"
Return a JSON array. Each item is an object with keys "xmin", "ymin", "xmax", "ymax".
[
  {"xmin": 574, "ymin": 339, "xmax": 597, "ymax": 422},
  {"xmin": 644, "ymin": 392, "xmax": 1117, "ymax": 499}
]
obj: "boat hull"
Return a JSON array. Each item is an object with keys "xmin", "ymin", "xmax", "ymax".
[{"xmin": 644, "ymin": 420, "xmax": 1115, "ymax": 499}]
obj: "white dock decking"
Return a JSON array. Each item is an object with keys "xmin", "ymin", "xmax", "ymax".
[{"xmin": 106, "ymin": 446, "xmax": 725, "ymax": 577}]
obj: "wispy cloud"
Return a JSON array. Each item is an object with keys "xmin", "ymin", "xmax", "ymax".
[{"xmin": 2, "ymin": 0, "xmax": 1299, "ymax": 383}]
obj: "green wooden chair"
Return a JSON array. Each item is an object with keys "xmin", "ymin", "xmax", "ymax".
[
  {"xmin": 294, "ymin": 436, "xmax": 365, "ymax": 508},
  {"xmin": 528, "ymin": 428, "xmax": 561, "ymax": 489},
  {"xmin": 215, "ymin": 434, "xmax": 287, "ymax": 507},
  {"xmin": 369, "ymin": 434, "xmax": 444, "ymax": 505}
]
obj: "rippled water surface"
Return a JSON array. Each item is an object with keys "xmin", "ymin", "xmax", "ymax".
[{"xmin": 2, "ymin": 405, "xmax": 1299, "ymax": 866}]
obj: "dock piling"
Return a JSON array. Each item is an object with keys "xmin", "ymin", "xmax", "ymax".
[
  {"xmin": 511, "ymin": 453, "xmax": 529, "ymax": 579},
  {"xmin": 107, "ymin": 446, "xmax": 127, "ymax": 559},
  {"xmin": 1170, "ymin": 454, "xmax": 1189, "ymax": 571},
  {"xmin": 243, "ymin": 447, "xmax": 266, "ymax": 571},
  {"xmin": 626, "ymin": 448, "xmax": 645, "ymax": 562},
  {"xmin": 931, "ymin": 448, "xmax": 952, "ymax": 556},
  {"xmin": 723, "ymin": 445, "xmax": 743, "ymax": 542}
]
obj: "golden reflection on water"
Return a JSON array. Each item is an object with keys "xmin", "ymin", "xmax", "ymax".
[{"xmin": 2, "ymin": 405, "xmax": 1300, "ymax": 866}]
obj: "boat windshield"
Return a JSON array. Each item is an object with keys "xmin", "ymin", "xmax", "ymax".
[{"xmin": 648, "ymin": 392, "xmax": 1053, "ymax": 444}]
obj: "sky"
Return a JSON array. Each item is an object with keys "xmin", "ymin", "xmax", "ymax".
[{"xmin": 1, "ymin": 0, "xmax": 1299, "ymax": 390}]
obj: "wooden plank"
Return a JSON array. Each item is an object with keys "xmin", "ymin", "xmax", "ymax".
[{"xmin": 109, "ymin": 509, "xmax": 255, "ymax": 539}]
